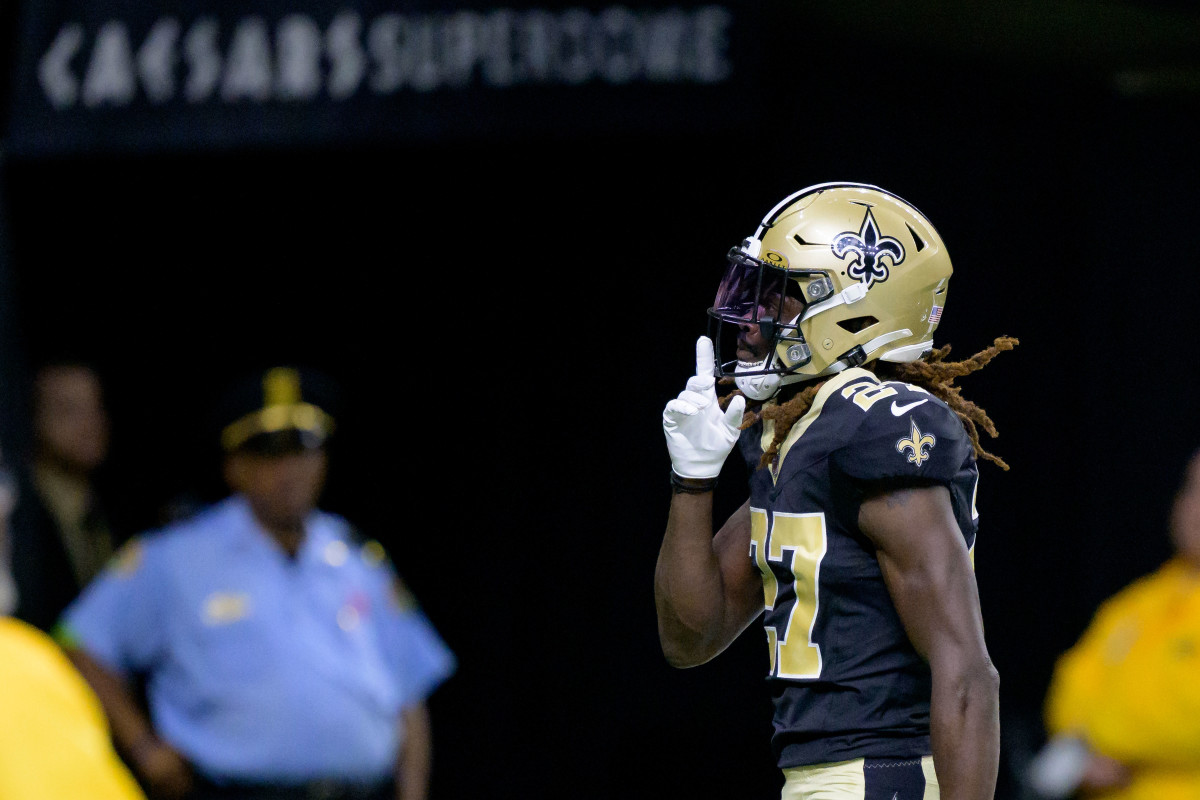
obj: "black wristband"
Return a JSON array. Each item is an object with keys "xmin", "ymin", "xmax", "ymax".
[{"xmin": 670, "ymin": 471, "xmax": 718, "ymax": 494}]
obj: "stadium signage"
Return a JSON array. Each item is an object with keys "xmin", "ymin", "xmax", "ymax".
[{"xmin": 7, "ymin": 3, "xmax": 747, "ymax": 155}]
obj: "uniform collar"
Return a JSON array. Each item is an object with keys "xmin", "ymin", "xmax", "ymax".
[
  {"xmin": 761, "ymin": 367, "xmax": 877, "ymax": 479},
  {"xmin": 223, "ymin": 495, "xmax": 329, "ymax": 563}
]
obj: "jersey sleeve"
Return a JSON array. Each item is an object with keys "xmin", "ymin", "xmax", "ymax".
[
  {"xmin": 384, "ymin": 604, "xmax": 457, "ymax": 710},
  {"xmin": 55, "ymin": 535, "xmax": 169, "ymax": 675},
  {"xmin": 830, "ymin": 384, "xmax": 972, "ymax": 487},
  {"xmin": 357, "ymin": 543, "xmax": 456, "ymax": 709}
]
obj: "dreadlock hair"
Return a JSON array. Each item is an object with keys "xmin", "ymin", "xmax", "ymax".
[{"xmin": 719, "ymin": 336, "xmax": 1018, "ymax": 472}]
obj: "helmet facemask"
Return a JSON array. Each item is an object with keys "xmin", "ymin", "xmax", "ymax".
[{"xmin": 707, "ymin": 240, "xmax": 836, "ymax": 400}]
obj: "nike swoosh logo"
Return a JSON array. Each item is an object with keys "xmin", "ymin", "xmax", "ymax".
[{"xmin": 890, "ymin": 399, "xmax": 928, "ymax": 416}]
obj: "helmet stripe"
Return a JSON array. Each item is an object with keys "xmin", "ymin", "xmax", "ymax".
[{"xmin": 754, "ymin": 181, "xmax": 929, "ymax": 240}]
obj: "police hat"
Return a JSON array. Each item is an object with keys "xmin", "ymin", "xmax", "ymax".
[{"xmin": 218, "ymin": 367, "xmax": 339, "ymax": 455}]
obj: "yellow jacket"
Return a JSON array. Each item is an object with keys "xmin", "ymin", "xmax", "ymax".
[
  {"xmin": 1045, "ymin": 558, "xmax": 1200, "ymax": 800},
  {"xmin": 0, "ymin": 616, "xmax": 146, "ymax": 800}
]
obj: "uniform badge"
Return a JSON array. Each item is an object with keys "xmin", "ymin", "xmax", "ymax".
[
  {"xmin": 323, "ymin": 539, "xmax": 349, "ymax": 567},
  {"xmin": 203, "ymin": 592, "xmax": 252, "ymax": 625},
  {"xmin": 896, "ymin": 418, "xmax": 936, "ymax": 467}
]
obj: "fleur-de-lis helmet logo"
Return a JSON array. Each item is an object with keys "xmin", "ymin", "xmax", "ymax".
[
  {"xmin": 896, "ymin": 418, "xmax": 936, "ymax": 467},
  {"xmin": 831, "ymin": 206, "xmax": 905, "ymax": 287}
]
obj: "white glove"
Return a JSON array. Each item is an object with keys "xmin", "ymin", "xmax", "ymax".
[{"xmin": 662, "ymin": 337, "xmax": 746, "ymax": 479}]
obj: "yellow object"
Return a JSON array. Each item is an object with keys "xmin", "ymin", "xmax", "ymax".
[
  {"xmin": 220, "ymin": 401, "xmax": 335, "ymax": 452},
  {"xmin": 1045, "ymin": 558, "xmax": 1200, "ymax": 799},
  {"xmin": 0, "ymin": 617, "xmax": 146, "ymax": 800}
]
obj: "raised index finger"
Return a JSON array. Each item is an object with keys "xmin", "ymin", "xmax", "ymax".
[{"xmin": 695, "ymin": 336, "xmax": 716, "ymax": 378}]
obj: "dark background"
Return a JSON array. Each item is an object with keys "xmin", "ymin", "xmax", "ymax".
[{"xmin": 2, "ymin": 2, "xmax": 1200, "ymax": 798}]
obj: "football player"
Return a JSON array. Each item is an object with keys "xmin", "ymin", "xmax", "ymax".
[{"xmin": 655, "ymin": 183, "xmax": 1015, "ymax": 800}]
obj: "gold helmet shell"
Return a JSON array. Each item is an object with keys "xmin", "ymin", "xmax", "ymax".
[{"xmin": 709, "ymin": 182, "xmax": 952, "ymax": 397}]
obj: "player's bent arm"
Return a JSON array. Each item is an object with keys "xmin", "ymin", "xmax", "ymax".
[
  {"xmin": 64, "ymin": 645, "xmax": 194, "ymax": 798},
  {"xmin": 859, "ymin": 485, "xmax": 1000, "ymax": 800},
  {"xmin": 655, "ymin": 496, "xmax": 763, "ymax": 668},
  {"xmin": 395, "ymin": 702, "xmax": 431, "ymax": 800}
]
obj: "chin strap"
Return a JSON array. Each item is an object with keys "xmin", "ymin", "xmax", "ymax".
[
  {"xmin": 811, "ymin": 346, "xmax": 870, "ymax": 379},
  {"xmin": 734, "ymin": 360, "xmax": 813, "ymax": 400},
  {"xmin": 734, "ymin": 368, "xmax": 781, "ymax": 400}
]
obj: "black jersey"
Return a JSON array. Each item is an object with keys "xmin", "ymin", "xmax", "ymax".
[{"xmin": 737, "ymin": 367, "xmax": 979, "ymax": 768}]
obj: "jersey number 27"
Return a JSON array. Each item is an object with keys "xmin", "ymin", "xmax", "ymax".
[{"xmin": 749, "ymin": 508, "xmax": 828, "ymax": 680}]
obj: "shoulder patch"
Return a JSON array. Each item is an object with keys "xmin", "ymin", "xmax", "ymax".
[
  {"xmin": 360, "ymin": 539, "xmax": 388, "ymax": 568},
  {"xmin": 832, "ymin": 381, "xmax": 971, "ymax": 484},
  {"xmin": 108, "ymin": 539, "xmax": 144, "ymax": 577}
]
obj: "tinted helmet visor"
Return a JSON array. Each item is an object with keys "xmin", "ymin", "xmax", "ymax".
[{"xmin": 707, "ymin": 247, "xmax": 835, "ymax": 377}]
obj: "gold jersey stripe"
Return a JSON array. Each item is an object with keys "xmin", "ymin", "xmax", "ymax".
[{"xmin": 762, "ymin": 368, "xmax": 877, "ymax": 484}]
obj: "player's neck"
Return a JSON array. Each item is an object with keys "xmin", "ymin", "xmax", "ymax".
[{"xmin": 777, "ymin": 377, "xmax": 827, "ymax": 404}]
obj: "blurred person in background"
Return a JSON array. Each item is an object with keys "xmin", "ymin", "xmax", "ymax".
[
  {"xmin": 10, "ymin": 359, "xmax": 120, "ymax": 630},
  {"xmin": 0, "ymin": 437, "xmax": 147, "ymax": 800},
  {"xmin": 58, "ymin": 366, "xmax": 456, "ymax": 800},
  {"xmin": 1027, "ymin": 446, "xmax": 1200, "ymax": 800}
]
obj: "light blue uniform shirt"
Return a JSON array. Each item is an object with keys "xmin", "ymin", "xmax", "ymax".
[{"xmin": 62, "ymin": 496, "xmax": 455, "ymax": 784}]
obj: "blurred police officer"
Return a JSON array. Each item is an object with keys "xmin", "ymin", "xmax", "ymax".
[{"xmin": 59, "ymin": 366, "xmax": 455, "ymax": 800}]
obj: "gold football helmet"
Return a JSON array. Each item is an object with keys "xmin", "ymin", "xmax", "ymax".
[{"xmin": 709, "ymin": 182, "xmax": 952, "ymax": 400}]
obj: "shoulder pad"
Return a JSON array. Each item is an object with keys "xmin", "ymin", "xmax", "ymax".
[{"xmin": 832, "ymin": 380, "xmax": 971, "ymax": 484}]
